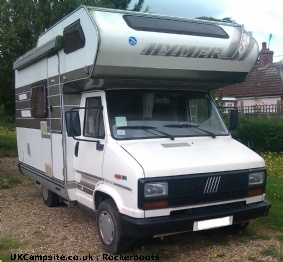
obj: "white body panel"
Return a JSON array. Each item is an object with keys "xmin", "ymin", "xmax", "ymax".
[
  {"xmin": 120, "ymin": 136, "xmax": 264, "ymax": 178},
  {"xmin": 100, "ymin": 138, "xmax": 144, "ymax": 218},
  {"xmin": 37, "ymin": 8, "xmax": 98, "ymax": 76},
  {"xmin": 17, "ymin": 127, "xmax": 51, "ymax": 173},
  {"xmin": 51, "ymin": 133, "xmax": 64, "ymax": 180},
  {"xmin": 15, "ymin": 58, "xmax": 47, "ymax": 88}
]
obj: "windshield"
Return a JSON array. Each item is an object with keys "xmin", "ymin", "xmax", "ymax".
[{"xmin": 106, "ymin": 90, "xmax": 228, "ymax": 140}]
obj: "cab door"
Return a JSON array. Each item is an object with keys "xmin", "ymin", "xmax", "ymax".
[{"xmin": 73, "ymin": 92, "xmax": 106, "ymax": 203}]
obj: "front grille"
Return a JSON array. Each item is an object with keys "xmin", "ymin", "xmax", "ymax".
[{"xmin": 168, "ymin": 170, "xmax": 249, "ymax": 207}]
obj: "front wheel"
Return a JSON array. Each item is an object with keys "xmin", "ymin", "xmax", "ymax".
[
  {"xmin": 96, "ymin": 199, "xmax": 130, "ymax": 253},
  {"xmin": 42, "ymin": 186, "xmax": 59, "ymax": 207}
]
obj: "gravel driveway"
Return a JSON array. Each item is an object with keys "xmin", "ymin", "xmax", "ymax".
[{"xmin": 1, "ymin": 158, "xmax": 282, "ymax": 261}]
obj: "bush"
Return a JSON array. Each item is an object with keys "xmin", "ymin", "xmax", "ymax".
[
  {"xmin": 232, "ymin": 118, "xmax": 283, "ymax": 152},
  {"xmin": 0, "ymin": 119, "xmax": 17, "ymax": 157}
]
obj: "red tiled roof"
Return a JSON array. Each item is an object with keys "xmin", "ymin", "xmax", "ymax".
[{"xmin": 215, "ymin": 62, "xmax": 283, "ymax": 98}]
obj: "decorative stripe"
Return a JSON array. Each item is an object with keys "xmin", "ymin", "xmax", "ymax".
[
  {"xmin": 15, "ymin": 84, "xmax": 32, "ymax": 95},
  {"xmin": 49, "ymin": 95, "xmax": 61, "ymax": 106},
  {"xmin": 75, "ymin": 170, "xmax": 132, "ymax": 192},
  {"xmin": 50, "ymin": 119, "xmax": 62, "ymax": 132},
  {"xmin": 48, "ymin": 76, "xmax": 60, "ymax": 86},
  {"xmin": 16, "ymin": 100, "xmax": 31, "ymax": 110},
  {"xmin": 50, "ymin": 107, "xmax": 61, "ymax": 119},
  {"xmin": 104, "ymin": 178, "xmax": 132, "ymax": 191},
  {"xmin": 19, "ymin": 162, "xmax": 64, "ymax": 186},
  {"xmin": 76, "ymin": 183, "xmax": 94, "ymax": 195}
]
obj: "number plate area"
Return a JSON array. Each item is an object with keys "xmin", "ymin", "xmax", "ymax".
[{"xmin": 193, "ymin": 216, "xmax": 233, "ymax": 231}]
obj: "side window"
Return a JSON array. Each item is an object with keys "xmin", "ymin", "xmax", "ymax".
[
  {"xmin": 84, "ymin": 97, "xmax": 105, "ymax": 138},
  {"xmin": 188, "ymin": 98, "xmax": 210, "ymax": 123},
  {"xmin": 63, "ymin": 20, "xmax": 85, "ymax": 54},
  {"xmin": 31, "ymin": 81, "xmax": 47, "ymax": 118},
  {"xmin": 196, "ymin": 98, "xmax": 210, "ymax": 123}
]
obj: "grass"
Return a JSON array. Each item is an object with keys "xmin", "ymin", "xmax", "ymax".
[
  {"xmin": 258, "ymin": 152, "xmax": 283, "ymax": 229},
  {"xmin": 260, "ymin": 246, "xmax": 280, "ymax": 260},
  {"xmin": 0, "ymin": 119, "xmax": 17, "ymax": 157},
  {"xmin": 0, "ymin": 176, "xmax": 22, "ymax": 189},
  {"xmin": 0, "ymin": 237, "xmax": 26, "ymax": 262}
]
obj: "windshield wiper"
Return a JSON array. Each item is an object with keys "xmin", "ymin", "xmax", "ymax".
[
  {"xmin": 117, "ymin": 125, "xmax": 175, "ymax": 140},
  {"xmin": 164, "ymin": 123, "xmax": 216, "ymax": 138}
]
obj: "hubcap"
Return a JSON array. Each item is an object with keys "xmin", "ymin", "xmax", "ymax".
[{"xmin": 99, "ymin": 211, "xmax": 114, "ymax": 245}]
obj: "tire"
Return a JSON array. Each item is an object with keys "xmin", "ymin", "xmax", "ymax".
[
  {"xmin": 96, "ymin": 199, "xmax": 130, "ymax": 254},
  {"xmin": 42, "ymin": 186, "xmax": 60, "ymax": 207}
]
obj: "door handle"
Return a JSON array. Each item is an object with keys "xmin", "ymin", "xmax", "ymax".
[{"xmin": 74, "ymin": 141, "xmax": 79, "ymax": 157}]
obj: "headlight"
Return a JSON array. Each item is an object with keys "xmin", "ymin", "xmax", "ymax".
[
  {"xmin": 249, "ymin": 171, "xmax": 265, "ymax": 185},
  {"xmin": 144, "ymin": 182, "xmax": 168, "ymax": 198}
]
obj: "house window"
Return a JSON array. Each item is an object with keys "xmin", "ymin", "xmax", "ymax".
[
  {"xmin": 224, "ymin": 102, "xmax": 234, "ymax": 107},
  {"xmin": 31, "ymin": 81, "xmax": 47, "ymax": 118},
  {"xmin": 84, "ymin": 97, "xmax": 105, "ymax": 138},
  {"xmin": 222, "ymin": 102, "xmax": 234, "ymax": 114}
]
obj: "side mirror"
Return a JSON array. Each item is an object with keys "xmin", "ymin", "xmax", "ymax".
[
  {"xmin": 229, "ymin": 108, "xmax": 238, "ymax": 131},
  {"xmin": 65, "ymin": 110, "xmax": 81, "ymax": 137}
]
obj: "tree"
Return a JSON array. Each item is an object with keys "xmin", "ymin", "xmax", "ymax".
[
  {"xmin": 0, "ymin": 0, "xmax": 37, "ymax": 119},
  {"xmin": 0, "ymin": 0, "xmax": 146, "ymax": 119},
  {"xmin": 196, "ymin": 16, "xmax": 223, "ymax": 22},
  {"xmin": 196, "ymin": 16, "xmax": 238, "ymax": 24}
]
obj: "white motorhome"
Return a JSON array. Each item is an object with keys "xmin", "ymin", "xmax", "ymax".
[{"xmin": 14, "ymin": 6, "xmax": 271, "ymax": 253}]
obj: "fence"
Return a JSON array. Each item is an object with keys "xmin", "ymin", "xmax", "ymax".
[{"xmin": 237, "ymin": 102, "xmax": 283, "ymax": 118}]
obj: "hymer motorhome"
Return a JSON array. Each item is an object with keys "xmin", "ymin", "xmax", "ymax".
[{"xmin": 14, "ymin": 6, "xmax": 271, "ymax": 253}]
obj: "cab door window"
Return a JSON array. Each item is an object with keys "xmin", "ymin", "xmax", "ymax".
[{"xmin": 84, "ymin": 97, "xmax": 105, "ymax": 138}]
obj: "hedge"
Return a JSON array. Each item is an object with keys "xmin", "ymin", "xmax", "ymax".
[{"xmin": 232, "ymin": 118, "xmax": 283, "ymax": 152}]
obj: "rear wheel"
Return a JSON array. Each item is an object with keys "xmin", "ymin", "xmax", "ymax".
[
  {"xmin": 42, "ymin": 186, "xmax": 60, "ymax": 207},
  {"xmin": 96, "ymin": 199, "xmax": 130, "ymax": 253}
]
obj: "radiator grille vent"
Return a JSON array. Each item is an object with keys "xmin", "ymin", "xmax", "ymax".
[{"xmin": 169, "ymin": 171, "xmax": 249, "ymax": 207}]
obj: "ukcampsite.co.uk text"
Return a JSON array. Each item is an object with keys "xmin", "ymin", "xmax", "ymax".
[{"xmin": 10, "ymin": 253, "xmax": 160, "ymax": 261}]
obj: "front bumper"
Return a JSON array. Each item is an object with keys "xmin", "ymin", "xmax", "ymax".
[{"xmin": 120, "ymin": 200, "xmax": 271, "ymax": 238}]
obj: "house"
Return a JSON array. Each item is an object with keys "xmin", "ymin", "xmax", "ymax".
[{"xmin": 216, "ymin": 42, "xmax": 283, "ymax": 110}]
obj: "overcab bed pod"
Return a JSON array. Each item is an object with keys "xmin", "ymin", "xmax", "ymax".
[{"xmin": 87, "ymin": 7, "xmax": 258, "ymax": 84}]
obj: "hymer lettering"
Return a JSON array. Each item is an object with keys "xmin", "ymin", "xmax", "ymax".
[{"xmin": 141, "ymin": 43, "xmax": 223, "ymax": 59}]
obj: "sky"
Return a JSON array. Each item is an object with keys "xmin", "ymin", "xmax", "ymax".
[{"xmin": 130, "ymin": 0, "xmax": 283, "ymax": 62}]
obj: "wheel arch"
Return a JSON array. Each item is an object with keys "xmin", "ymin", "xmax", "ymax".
[{"xmin": 94, "ymin": 184, "xmax": 124, "ymax": 212}]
